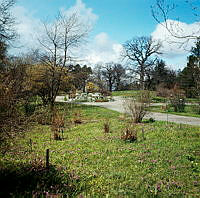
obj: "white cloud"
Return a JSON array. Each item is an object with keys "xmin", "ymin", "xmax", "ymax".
[
  {"xmin": 10, "ymin": 0, "xmax": 98, "ymax": 54},
  {"xmin": 11, "ymin": 6, "xmax": 42, "ymax": 52},
  {"xmin": 151, "ymin": 19, "xmax": 200, "ymax": 69},
  {"xmin": 10, "ymin": 0, "xmax": 122, "ymax": 65},
  {"xmin": 151, "ymin": 20, "xmax": 200, "ymax": 57},
  {"xmin": 84, "ymin": 32, "xmax": 123, "ymax": 65},
  {"xmin": 61, "ymin": 0, "xmax": 98, "ymax": 28}
]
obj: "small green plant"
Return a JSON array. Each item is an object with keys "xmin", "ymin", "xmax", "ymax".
[
  {"xmin": 152, "ymin": 96, "xmax": 166, "ymax": 103},
  {"xmin": 146, "ymin": 117, "xmax": 155, "ymax": 123},
  {"xmin": 192, "ymin": 102, "xmax": 200, "ymax": 114},
  {"xmin": 24, "ymin": 102, "xmax": 36, "ymax": 116},
  {"xmin": 64, "ymin": 96, "xmax": 68, "ymax": 101}
]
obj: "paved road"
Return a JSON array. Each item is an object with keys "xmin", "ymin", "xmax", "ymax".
[
  {"xmin": 56, "ymin": 96, "xmax": 200, "ymax": 126},
  {"xmin": 82, "ymin": 97, "xmax": 200, "ymax": 126}
]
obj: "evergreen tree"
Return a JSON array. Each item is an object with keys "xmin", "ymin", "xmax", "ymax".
[{"xmin": 178, "ymin": 40, "xmax": 200, "ymax": 97}]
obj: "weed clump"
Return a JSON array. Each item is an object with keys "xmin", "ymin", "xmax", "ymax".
[
  {"xmin": 103, "ymin": 120, "xmax": 111, "ymax": 133},
  {"xmin": 124, "ymin": 90, "xmax": 151, "ymax": 123},
  {"xmin": 121, "ymin": 127, "xmax": 137, "ymax": 142},
  {"xmin": 51, "ymin": 111, "xmax": 65, "ymax": 140},
  {"xmin": 73, "ymin": 110, "xmax": 82, "ymax": 125}
]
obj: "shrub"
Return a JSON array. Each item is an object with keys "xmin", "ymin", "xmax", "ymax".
[
  {"xmin": 24, "ymin": 103, "xmax": 36, "ymax": 116},
  {"xmin": 95, "ymin": 98, "xmax": 109, "ymax": 102},
  {"xmin": 73, "ymin": 110, "xmax": 82, "ymax": 125},
  {"xmin": 152, "ymin": 96, "xmax": 166, "ymax": 103},
  {"xmin": 124, "ymin": 90, "xmax": 151, "ymax": 123},
  {"xmin": 148, "ymin": 117, "xmax": 155, "ymax": 123},
  {"xmin": 103, "ymin": 120, "xmax": 110, "ymax": 133},
  {"xmin": 121, "ymin": 127, "xmax": 137, "ymax": 142},
  {"xmin": 169, "ymin": 86, "xmax": 186, "ymax": 112},
  {"xmin": 86, "ymin": 82, "xmax": 99, "ymax": 93},
  {"xmin": 100, "ymin": 89, "xmax": 111, "ymax": 96},
  {"xmin": 51, "ymin": 111, "xmax": 65, "ymax": 140},
  {"xmin": 33, "ymin": 106, "xmax": 52, "ymax": 125},
  {"xmin": 156, "ymin": 83, "xmax": 172, "ymax": 97},
  {"xmin": 192, "ymin": 104, "xmax": 200, "ymax": 115}
]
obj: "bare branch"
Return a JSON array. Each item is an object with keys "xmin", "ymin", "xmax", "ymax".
[
  {"xmin": 122, "ymin": 36, "xmax": 161, "ymax": 90},
  {"xmin": 0, "ymin": 0, "xmax": 17, "ymax": 43},
  {"xmin": 37, "ymin": 11, "xmax": 89, "ymax": 107},
  {"xmin": 152, "ymin": 0, "xmax": 200, "ymax": 41}
]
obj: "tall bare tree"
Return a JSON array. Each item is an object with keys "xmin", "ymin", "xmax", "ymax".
[
  {"xmin": 102, "ymin": 62, "xmax": 116, "ymax": 92},
  {"xmin": 38, "ymin": 12, "xmax": 89, "ymax": 108},
  {"xmin": 114, "ymin": 63, "xmax": 126, "ymax": 91},
  {"xmin": 122, "ymin": 36, "xmax": 161, "ymax": 90}
]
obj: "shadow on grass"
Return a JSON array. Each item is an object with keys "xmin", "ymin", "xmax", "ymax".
[{"xmin": 0, "ymin": 162, "xmax": 84, "ymax": 197}]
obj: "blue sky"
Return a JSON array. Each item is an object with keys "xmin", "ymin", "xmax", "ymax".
[{"xmin": 12, "ymin": 0, "xmax": 200, "ymax": 69}]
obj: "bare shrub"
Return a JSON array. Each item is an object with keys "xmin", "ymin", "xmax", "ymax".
[
  {"xmin": 33, "ymin": 106, "xmax": 52, "ymax": 125},
  {"xmin": 100, "ymin": 89, "xmax": 111, "ymax": 97},
  {"xmin": 121, "ymin": 127, "xmax": 137, "ymax": 142},
  {"xmin": 124, "ymin": 90, "xmax": 151, "ymax": 123},
  {"xmin": 156, "ymin": 83, "xmax": 172, "ymax": 97},
  {"xmin": 103, "ymin": 120, "xmax": 110, "ymax": 133},
  {"xmin": 169, "ymin": 85, "xmax": 186, "ymax": 112},
  {"xmin": 51, "ymin": 111, "xmax": 65, "ymax": 140},
  {"xmin": 73, "ymin": 110, "xmax": 82, "ymax": 125},
  {"xmin": 0, "ymin": 61, "xmax": 31, "ymax": 153}
]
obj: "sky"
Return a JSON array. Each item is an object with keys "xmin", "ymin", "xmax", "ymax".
[{"xmin": 10, "ymin": 0, "xmax": 200, "ymax": 70}]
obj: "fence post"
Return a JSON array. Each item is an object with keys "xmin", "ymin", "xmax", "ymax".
[
  {"xmin": 142, "ymin": 128, "xmax": 145, "ymax": 141},
  {"xmin": 62, "ymin": 129, "xmax": 64, "ymax": 140},
  {"xmin": 46, "ymin": 149, "xmax": 50, "ymax": 169},
  {"xmin": 30, "ymin": 139, "xmax": 32, "ymax": 152}
]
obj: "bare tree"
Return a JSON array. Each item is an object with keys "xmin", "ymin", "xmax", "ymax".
[
  {"xmin": 102, "ymin": 62, "xmax": 116, "ymax": 92},
  {"xmin": 38, "ymin": 12, "xmax": 89, "ymax": 108},
  {"xmin": 91, "ymin": 64, "xmax": 106, "ymax": 91},
  {"xmin": 122, "ymin": 36, "xmax": 161, "ymax": 90},
  {"xmin": 152, "ymin": 0, "xmax": 200, "ymax": 43},
  {"xmin": 114, "ymin": 63, "xmax": 126, "ymax": 91}
]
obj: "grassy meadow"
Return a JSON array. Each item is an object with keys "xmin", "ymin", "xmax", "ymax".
[{"xmin": 0, "ymin": 103, "xmax": 200, "ymax": 197}]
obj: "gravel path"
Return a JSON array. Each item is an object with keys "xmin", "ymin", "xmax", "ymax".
[{"xmin": 56, "ymin": 96, "xmax": 200, "ymax": 126}]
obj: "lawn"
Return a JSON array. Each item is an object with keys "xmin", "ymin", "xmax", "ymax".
[
  {"xmin": 148, "ymin": 104, "xmax": 200, "ymax": 118},
  {"xmin": 1, "ymin": 103, "xmax": 200, "ymax": 197},
  {"xmin": 112, "ymin": 90, "xmax": 139, "ymax": 97},
  {"xmin": 112, "ymin": 90, "xmax": 167, "ymax": 103}
]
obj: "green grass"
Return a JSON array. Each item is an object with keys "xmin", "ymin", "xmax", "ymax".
[
  {"xmin": 148, "ymin": 105, "xmax": 200, "ymax": 118},
  {"xmin": 1, "ymin": 103, "xmax": 200, "ymax": 197},
  {"xmin": 186, "ymin": 98, "xmax": 200, "ymax": 103},
  {"xmin": 112, "ymin": 90, "xmax": 166, "ymax": 103},
  {"xmin": 112, "ymin": 90, "xmax": 138, "ymax": 97}
]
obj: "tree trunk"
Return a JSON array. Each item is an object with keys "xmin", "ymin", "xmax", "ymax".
[{"xmin": 140, "ymin": 65, "xmax": 145, "ymax": 90}]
